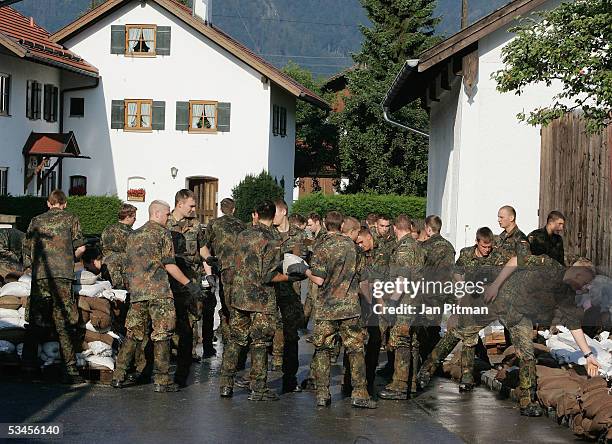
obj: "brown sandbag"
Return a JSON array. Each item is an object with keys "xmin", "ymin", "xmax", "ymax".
[
  {"xmin": 582, "ymin": 393, "xmax": 612, "ymax": 420},
  {"xmin": 572, "ymin": 413, "xmax": 585, "ymax": 435},
  {"xmin": 591, "ymin": 407, "xmax": 612, "ymax": 431},
  {"xmin": 557, "ymin": 392, "xmax": 581, "ymax": 416},
  {"xmin": 78, "ymin": 296, "xmax": 111, "ymax": 314},
  {"xmin": 90, "ymin": 310, "xmax": 111, "ymax": 330},
  {"xmin": 0, "ymin": 296, "xmax": 21, "ymax": 310},
  {"xmin": 84, "ymin": 329, "xmax": 114, "ymax": 346},
  {"xmin": 580, "ymin": 377, "xmax": 609, "ymax": 395},
  {"xmin": 537, "ymin": 387, "xmax": 567, "ymax": 409}
]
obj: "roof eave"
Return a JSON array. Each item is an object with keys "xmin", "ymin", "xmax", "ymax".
[
  {"xmin": 0, "ymin": 32, "xmax": 26, "ymax": 57},
  {"xmin": 26, "ymin": 53, "xmax": 99, "ymax": 77}
]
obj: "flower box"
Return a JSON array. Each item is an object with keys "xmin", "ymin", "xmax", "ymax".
[{"xmin": 127, "ymin": 188, "xmax": 145, "ymax": 202}]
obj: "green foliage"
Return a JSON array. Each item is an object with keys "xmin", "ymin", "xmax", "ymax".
[
  {"xmin": 493, "ymin": 0, "xmax": 612, "ymax": 134},
  {"xmin": 336, "ymin": 0, "xmax": 440, "ymax": 196},
  {"xmin": 0, "ymin": 195, "xmax": 122, "ymax": 235},
  {"xmin": 231, "ymin": 171, "xmax": 285, "ymax": 222},
  {"xmin": 291, "ymin": 192, "xmax": 426, "ymax": 221}
]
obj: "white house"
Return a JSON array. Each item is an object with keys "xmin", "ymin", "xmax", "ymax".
[
  {"xmin": 0, "ymin": 6, "xmax": 99, "ymax": 199},
  {"xmin": 383, "ymin": 0, "xmax": 568, "ymax": 250},
  {"xmin": 2, "ymin": 0, "xmax": 326, "ymax": 225}
]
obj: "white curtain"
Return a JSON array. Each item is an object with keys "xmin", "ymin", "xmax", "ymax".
[
  {"xmin": 204, "ymin": 104, "xmax": 216, "ymax": 128},
  {"xmin": 127, "ymin": 102, "xmax": 138, "ymax": 127},
  {"xmin": 128, "ymin": 28, "xmax": 140, "ymax": 52},
  {"xmin": 192, "ymin": 103, "xmax": 205, "ymax": 128},
  {"xmin": 140, "ymin": 102, "xmax": 151, "ymax": 128},
  {"xmin": 142, "ymin": 28, "xmax": 155, "ymax": 52}
]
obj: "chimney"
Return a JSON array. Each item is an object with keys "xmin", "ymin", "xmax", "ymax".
[
  {"xmin": 192, "ymin": 0, "xmax": 212, "ymax": 25},
  {"xmin": 29, "ymin": 17, "xmax": 35, "ymax": 27}
]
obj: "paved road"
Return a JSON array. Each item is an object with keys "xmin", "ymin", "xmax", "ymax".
[{"xmin": 1, "ymin": 343, "xmax": 577, "ymax": 443}]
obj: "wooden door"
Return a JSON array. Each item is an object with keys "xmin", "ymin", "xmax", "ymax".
[{"xmin": 188, "ymin": 177, "xmax": 218, "ymax": 225}]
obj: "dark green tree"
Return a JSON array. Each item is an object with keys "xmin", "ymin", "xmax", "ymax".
[
  {"xmin": 338, "ymin": 0, "xmax": 440, "ymax": 195},
  {"xmin": 231, "ymin": 170, "xmax": 285, "ymax": 222}
]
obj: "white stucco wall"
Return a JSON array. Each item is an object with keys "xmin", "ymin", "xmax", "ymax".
[
  {"xmin": 0, "ymin": 54, "xmax": 61, "ymax": 196},
  {"xmin": 268, "ymin": 85, "xmax": 296, "ymax": 205},
  {"xmin": 428, "ymin": 0, "xmax": 564, "ymax": 250},
  {"xmin": 60, "ymin": 1, "xmax": 290, "ymax": 225}
]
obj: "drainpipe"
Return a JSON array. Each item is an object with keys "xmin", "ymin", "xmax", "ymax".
[{"xmin": 382, "ymin": 105, "xmax": 429, "ymax": 138}]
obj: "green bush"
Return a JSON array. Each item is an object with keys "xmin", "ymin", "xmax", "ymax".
[
  {"xmin": 232, "ymin": 171, "xmax": 285, "ymax": 222},
  {"xmin": 291, "ymin": 193, "xmax": 427, "ymax": 220},
  {"xmin": 0, "ymin": 195, "xmax": 123, "ymax": 235}
]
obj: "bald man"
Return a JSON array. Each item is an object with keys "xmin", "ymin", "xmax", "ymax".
[{"xmin": 495, "ymin": 205, "xmax": 530, "ymax": 263}]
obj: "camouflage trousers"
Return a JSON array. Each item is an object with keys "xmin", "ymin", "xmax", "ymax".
[
  {"xmin": 311, "ymin": 317, "xmax": 368, "ymax": 400},
  {"xmin": 386, "ymin": 315, "xmax": 420, "ymax": 394},
  {"xmin": 23, "ymin": 278, "xmax": 79, "ymax": 374},
  {"xmin": 220, "ymin": 309, "xmax": 275, "ymax": 391},
  {"xmin": 303, "ymin": 282, "xmax": 317, "ymax": 324},
  {"xmin": 272, "ymin": 309, "xmax": 284, "ymax": 367},
  {"xmin": 218, "ymin": 269, "xmax": 234, "ymax": 344},
  {"xmin": 276, "ymin": 285, "xmax": 305, "ymax": 387},
  {"xmin": 174, "ymin": 289, "xmax": 199, "ymax": 382},
  {"xmin": 114, "ymin": 297, "xmax": 176, "ymax": 385}
]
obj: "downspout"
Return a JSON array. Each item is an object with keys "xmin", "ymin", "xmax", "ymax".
[{"xmin": 382, "ymin": 105, "xmax": 429, "ymax": 138}]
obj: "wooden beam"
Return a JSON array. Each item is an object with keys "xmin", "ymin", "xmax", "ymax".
[
  {"xmin": 452, "ymin": 56, "xmax": 463, "ymax": 76},
  {"xmin": 461, "ymin": 0, "xmax": 469, "ymax": 29},
  {"xmin": 462, "ymin": 49, "xmax": 479, "ymax": 97},
  {"xmin": 441, "ymin": 62, "xmax": 452, "ymax": 91}
]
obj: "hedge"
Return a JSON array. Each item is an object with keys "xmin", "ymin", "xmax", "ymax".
[
  {"xmin": 232, "ymin": 170, "xmax": 285, "ymax": 223},
  {"xmin": 0, "ymin": 195, "xmax": 123, "ymax": 235},
  {"xmin": 291, "ymin": 193, "xmax": 427, "ymax": 221}
]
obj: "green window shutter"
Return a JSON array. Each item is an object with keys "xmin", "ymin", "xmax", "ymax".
[
  {"xmin": 217, "ymin": 102, "xmax": 231, "ymax": 132},
  {"xmin": 156, "ymin": 26, "xmax": 171, "ymax": 55},
  {"xmin": 176, "ymin": 101, "xmax": 189, "ymax": 131},
  {"xmin": 152, "ymin": 101, "xmax": 165, "ymax": 130},
  {"xmin": 43, "ymin": 84, "xmax": 51, "ymax": 121},
  {"xmin": 111, "ymin": 25, "xmax": 126, "ymax": 54},
  {"xmin": 51, "ymin": 86, "xmax": 58, "ymax": 122},
  {"xmin": 272, "ymin": 104, "xmax": 279, "ymax": 135},
  {"xmin": 34, "ymin": 82, "xmax": 41, "ymax": 120},
  {"xmin": 26, "ymin": 80, "xmax": 32, "ymax": 119},
  {"xmin": 111, "ymin": 100, "xmax": 125, "ymax": 129},
  {"xmin": 280, "ymin": 107, "xmax": 287, "ymax": 136}
]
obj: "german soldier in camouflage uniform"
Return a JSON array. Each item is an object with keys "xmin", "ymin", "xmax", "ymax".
[
  {"xmin": 112, "ymin": 200, "xmax": 200, "ymax": 392},
  {"xmin": 378, "ymin": 215, "xmax": 425, "ymax": 400},
  {"xmin": 220, "ymin": 200, "xmax": 301, "ymax": 401},
  {"xmin": 303, "ymin": 212, "xmax": 326, "ymax": 325},
  {"xmin": 0, "ymin": 227, "xmax": 24, "ymax": 280},
  {"xmin": 528, "ymin": 210, "xmax": 565, "ymax": 265},
  {"xmin": 495, "ymin": 205, "xmax": 531, "ymax": 262},
  {"xmin": 166, "ymin": 189, "xmax": 208, "ymax": 386},
  {"xmin": 22, "ymin": 190, "xmax": 87, "ymax": 383},
  {"xmin": 101, "ymin": 203, "xmax": 136, "ymax": 289},
  {"xmin": 305, "ymin": 211, "xmax": 377, "ymax": 409},
  {"xmin": 202, "ymin": 197, "xmax": 246, "ymax": 353}
]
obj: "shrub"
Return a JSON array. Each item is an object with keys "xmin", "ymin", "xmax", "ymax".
[
  {"xmin": 0, "ymin": 195, "xmax": 123, "ymax": 235},
  {"xmin": 232, "ymin": 171, "xmax": 285, "ymax": 222},
  {"xmin": 291, "ymin": 193, "xmax": 427, "ymax": 221}
]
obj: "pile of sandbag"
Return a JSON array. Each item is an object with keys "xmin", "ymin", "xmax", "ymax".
[
  {"xmin": 0, "ymin": 275, "xmax": 30, "ymax": 355},
  {"xmin": 74, "ymin": 270, "xmax": 126, "ymax": 302},
  {"xmin": 77, "ymin": 295, "xmax": 119, "ymax": 370}
]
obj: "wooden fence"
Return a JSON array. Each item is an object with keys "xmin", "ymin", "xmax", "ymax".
[{"xmin": 539, "ymin": 112, "xmax": 612, "ymax": 273}]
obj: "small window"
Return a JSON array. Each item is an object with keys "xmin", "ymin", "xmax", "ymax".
[
  {"xmin": 272, "ymin": 104, "xmax": 287, "ymax": 137},
  {"xmin": 124, "ymin": 99, "xmax": 153, "ymax": 130},
  {"xmin": 69, "ymin": 175, "xmax": 87, "ymax": 196},
  {"xmin": 189, "ymin": 100, "xmax": 218, "ymax": 132},
  {"xmin": 272, "ymin": 105, "xmax": 279, "ymax": 136},
  {"xmin": 0, "ymin": 167, "xmax": 7, "ymax": 196},
  {"xmin": 280, "ymin": 107, "xmax": 287, "ymax": 137},
  {"xmin": 44, "ymin": 84, "xmax": 59, "ymax": 122},
  {"xmin": 126, "ymin": 25, "xmax": 156, "ymax": 56},
  {"xmin": 26, "ymin": 80, "xmax": 41, "ymax": 120},
  {"xmin": 0, "ymin": 74, "xmax": 10, "ymax": 116},
  {"xmin": 70, "ymin": 97, "xmax": 84, "ymax": 117}
]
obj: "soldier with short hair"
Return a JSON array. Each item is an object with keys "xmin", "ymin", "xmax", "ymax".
[
  {"xmin": 305, "ymin": 211, "xmax": 377, "ymax": 409},
  {"xmin": 496, "ymin": 205, "xmax": 530, "ymax": 261},
  {"xmin": 0, "ymin": 227, "xmax": 25, "ymax": 281},
  {"xmin": 112, "ymin": 200, "xmax": 200, "ymax": 392},
  {"xmin": 101, "ymin": 203, "xmax": 137, "ymax": 290},
  {"xmin": 528, "ymin": 210, "xmax": 566, "ymax": 265},
  {"xmin": 22, "ymin": 190, "xmax": 87, "ymax": 383}
]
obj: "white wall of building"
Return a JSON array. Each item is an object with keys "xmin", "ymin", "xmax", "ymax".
[
  {"xmin": 61, "ymin": 1, "xmax": 293, "ymax": 225},
  {"xmin": 428, "ymin": 0, "xmax": 564, "ymax": 250},
  {"xmin": 0, "ymin": 54, "xmax": 61, "ymax": 196}
]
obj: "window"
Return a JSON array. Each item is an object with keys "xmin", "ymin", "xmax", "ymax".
[
  {"xmin": 0, "ymin": 167, "xmax": 7, "ymax": 196},
  {"xmin": 70, "ymin": 97, "xmax": 84, "ymax": 117},
  {"xmin": 189, "ymin": 100, "xmax": 217, "ymax": 132},
  {"xmin": 0, "ymin": 74, "xmax": 10, "ymax": 116},
  {"xmin": 124, "ymin": 99, "xmax": 153, "ymax": 130},
  {"xmin": 26, "ymin": 80, "xmax": 41, "ymax": 120},
  {"xmin": 272, "ymin": 104, "xmax": 287, "ymax": 137},
  {"xmin": 40, "ymin": 170, "xmax": 56, "ymax": 198},
  {"xmin": 69, "ymin": 175, "xmax": 87, "ymax": 196},
  {"xmin": 126, "ymin": 25, "xmax": 156, "ymax": 56},
  {"xmin": 44, "ymin": 84, "xmax": 59, "ymax": 122}
]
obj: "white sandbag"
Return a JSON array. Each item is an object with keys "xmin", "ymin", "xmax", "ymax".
[
  {"xmin": 85, "ymin": 355, "xmax": 114, "ymax": 370},
  {"xmin": 39, "ymin": 341, "xmax": 61, "ymax": 365},
  {"xmin": 0, "ymin": 318, "xmax": 27, "ymax": 329},
  {"xmin": 0, "ymin": 340, "xmax": 16, "ymax": 354},
  {"xmin": 16, "ymin": 343, "xmax": 23, "ymax": 357},
  {"xmin": 87, "ymin": 340, "xmax": 112, "ymax": 357},
  {"xmin": 0, "ymin": 281, "xmax": 30, "ymax": 297},
  {"xmin": 18, "ymin": 274, "xmax": 32, "ymax": 284},
  {"xmin": 74, "ymin": 281, "xmax": 112, "ymax": 298},
  {"xmin": 75, "ymin": 353, "xmax": 87, "ymax": 368},
  {"xmin": 0, "ymin": 308, "xmax": 21, "ymax": 319},
  {"xmin": 282, "ymin": 253, "xmax": 308, "ymax": 275},
  {"xmin": 101, "ymin": 289, "xmax": 127, "ymax": 302},
  {"xmin": 85, "ymin": 321, "xmax": 110, "ymax": 334},
  {"xmin": 75, "ymin": 269, "xmax": 99, "ymax": 286}
]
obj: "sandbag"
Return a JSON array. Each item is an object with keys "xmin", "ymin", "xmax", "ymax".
[
  {"xmin": 84, "ymin": 330, "xmax": 114, "ymax": 346},
  {"xmin": 0, "ymin": 281, "xmax": 30, "ymax": 297},
  {"xmin": 78, "ymin": 296, "xmax": 111, "ymax": 315},
  {"xmin": 86, "ymin": 340, "xmax": 112, "ymax": 357},
  {"xmin": 85, "ymin": 355, "xmax": 114, "ymax": 370},
  {"xmin": 18, "ymin": 274, "xmax": 31, "ymax": 284},
  {"xmin": 0, "ymin": 308, "xmax": 21, "ymax": 318},
  {"xmin": 75, "ymin": 270, "xmax": 98, "ymax": 286},
  {"xmin": 85, "ymin": 321, "xmax": 110, "ymax": 334},
  {"xmin": 0, "ymin": 296, "xmax": 21, "ymax": 310},
  {"xmin": 74, "ymin": 281, "xmax": 112, "ymax": 298},
  {"xmin": 0, "ymin": 318, "xmax": 26, "ymax": 329},
  {"xmin": 90, "ymin": 311, "xmax": 111, "ymax": 330},
  {"xmin": 0, "ymin": 340, "xmax": 16, "ymax": 354}
]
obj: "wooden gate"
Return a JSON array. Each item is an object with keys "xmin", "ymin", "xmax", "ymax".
[
  {"xmin": 539, "ymin": 112, "xmax": 612, "ymax": 273},
  {"xmin": 187, "ymin": 177, "xmax": 218, "ymax": 225}
]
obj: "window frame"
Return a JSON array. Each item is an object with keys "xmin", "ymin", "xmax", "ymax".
[
  {"xmin": 188, "ymin": 100, "xmax": 218, "ymax": 133},
  {"xmin": 280, "ymin": 106, "xmax": 287, "ymax": 137},
  {"xmin": 43, "ymin": 84, "xmax": 59, "ymax": 122},
  {"xmin": 70, "ymin": 97, "xmax": 85, "ymax": 117},
  {"xmin": 0, "ymin": 73, "xmax": 10, "ymax": 116},
  {"xmin": 69, "ymin": 175, "xmax": 87, "ymax": 196},
  {"xmin": 26, "ymin": 80, "xmax": 41, "ymax": 120},
  {"xmin": 125, "ymin": 24, "xmax": 157, "ymax": 57},
  {"xmin": 0, "ymin": 167, "xmax": 7, "ymax": 196},
  {"xmin": 124, "ymin": 98, "xmax": 153, "ymax": 132}
]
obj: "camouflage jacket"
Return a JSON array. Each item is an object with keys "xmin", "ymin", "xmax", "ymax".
[
  {"xmin": 125, "ymin": 220, "xmax": 176, "ymax": 302},
  {"xmin": 494, "ymin": 225, "xmax": 530, "ymax": 264},
  {"xmin": 371, "ymin": 231, "xmax": 394, "ymax": 278},
  {"xmin": 528, "ymin": 227, "xmax": 565, "ymax": 265},
  {"xmin": 310, "ymin": 231, "xmax": 361, "ymax": 321},
  {"xmin": 0, "ymin": 228, "xmax": 24, "ymax": 276},
  {"xmin": 421, "ymin": 233, "xmax": 455, "ymax": 283},
  {"xmin": 203, "ymin": 214, "xmax": 246, "ymax": 271},
  {"xmin": 276, "ymin": 224, "xmax": 308, "ymax": 297},
  {"xmin": 101, "ymin": 222, "xmax": 132, "ymax": 289},
  {"xmin": 497, "ymin": 254, "xmax": 582, "ymax": 330},
  {"xmin": 24, "ymin": 208, "xmax": 85, "ymax": 281},
  {"xmin": 231, "ymin": 223, "xmax": 281, "ymax": 314},
  {"xmin": 454, "ymin": 246, "xmax": 504, "ymax": 286},
  {"xmin": 166, "ymin": 213, "xmax": 205, "ymax": 285},
  {"xmin": 388, "ymin": 234, "xmax": 425, "ymax": 304}
]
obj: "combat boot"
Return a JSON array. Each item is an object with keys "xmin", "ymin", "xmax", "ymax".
[
  {"xmin": 301, "ymin": 377, "xmax": 316, "ymax": 391},
  {"xmin": 154, "ymin": 382, "xmax": 180, "ymax": 393},
  {"xmin": 378, "ymin": 388, "xmax": 408, "ymax": 400},
  {"xmin": 458, "ymin": 382, "xmax": 475, "ymax": 392},
  {"xmin": 416, "ymin": 367, "xmax": 432, "ymax": 390},
  {"xmin": 220, "ymin": 386, "xmax": 234, "ymax": 398},
  {"xmin": 248, "ymin": 388, "xmax": 280, "ymax": 401},
  {"xmin": 520, "ymin": 403, "xmax": 544, "ymax": 417},
  {"xmin": 234, "ymin": 375, "xmax": 250, "ymax": 389},
  {"xmin": 351, "ymin": 397, "xmax": 378, "ymax": 409},
  {"xmin": 316, "ymin": 396, "xmax": 331, "ymax": 407},
  {"xmin": 61, "ymin": 364, "xmax": 85, "ymax": 385}
]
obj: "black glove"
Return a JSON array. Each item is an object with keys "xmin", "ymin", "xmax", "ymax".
[
  {"xmin": 205, "ymin": 274, "xmax": 217, "ymax": 293},
  {"xmin": 205, "ymin": 256, "xmax": 219, "ymax": 266},
  {"xmin": 185, "ymin": 281, "xmax": 201, "ymax": 299},
  {"xmin": 287, "ymin": 262, "xmax": 309, "ymax": 282}
]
